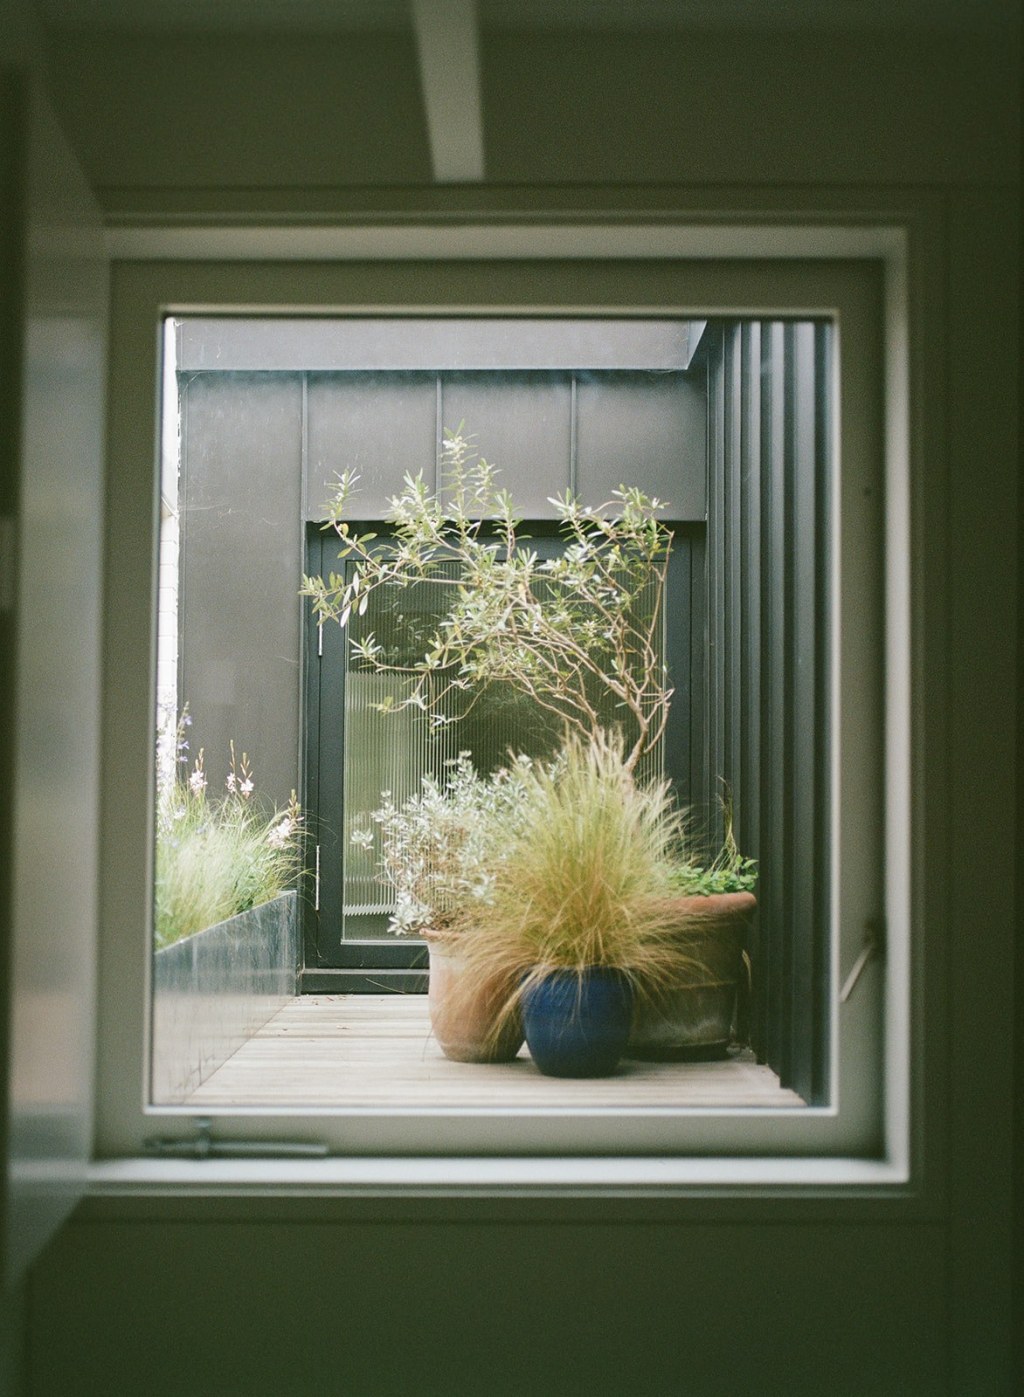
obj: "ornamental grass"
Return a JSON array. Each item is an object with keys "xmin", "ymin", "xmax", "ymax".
[
  {"xmin": 452, "ymin": 730, "xmax": 709, "ymax": 1034},
  {"xmin": 155, "ymin": 713, "xmax": 304, "ymax": 948}
]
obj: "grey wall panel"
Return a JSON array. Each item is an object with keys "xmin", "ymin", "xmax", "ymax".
[
  {"xmin": 306, "ymin": 371, "xmax": 437, "ymax": 519},
  {"xmin": 179, "ymin": 371, "xmax": 302, "ymax": 810},
  {"xmin": 151, "ymin": 893, "xmax": 298, "ymax": 1104},
  {"xmin": 575, "ymin": 371, "xmax": 706, "ymax": 518},
  {"xmin": 307, "ymin": 366, "xmax": 707, "ymax": 523},
  {"xmin": 439, "ymin": 371, "xmax": 572, "ymax": 518}
]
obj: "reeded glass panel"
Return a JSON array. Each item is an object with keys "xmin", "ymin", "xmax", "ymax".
[{"xmin": 340, "ymin": 556, "xmax": 666, "ymax": 938}]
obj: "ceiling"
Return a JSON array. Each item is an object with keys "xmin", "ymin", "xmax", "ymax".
[
  {"xmin": 35, "ymin": 0, "xmax": 1018, "ymax": 186},
  {"xmin": 35, "ymin": 0, "xmax": 1021, "ymax": 34}
]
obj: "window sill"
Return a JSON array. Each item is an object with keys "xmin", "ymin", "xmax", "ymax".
[{"xmin": 88, "ymin": 1153, "xmax": 909, "ymax": 1198}]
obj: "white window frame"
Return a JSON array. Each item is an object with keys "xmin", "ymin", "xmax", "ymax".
[{"xmin": 91, "ymin": 216, "xmax": 921, "ymax": 1196}]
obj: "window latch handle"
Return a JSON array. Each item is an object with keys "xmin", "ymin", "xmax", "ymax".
[
  {"xmin": 839, "ymin": 918, "xmax": 886, "ymax": 1004},
  {"xmin": 145, "ymin": 1118, "xmax": 328, "ymax": 1159}
]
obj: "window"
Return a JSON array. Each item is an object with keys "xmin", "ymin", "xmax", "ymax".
[{"xmin": 95, "ymin": 232, "xmax": 909, "ymax": 1181}]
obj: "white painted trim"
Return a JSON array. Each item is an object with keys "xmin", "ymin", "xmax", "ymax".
[
  {"xmin": 88, "ymin": 1154, "xmax": 910, "ymax": 1196},
  {"xmin": 104, "ymin": 222, "xmax": 904, "ymax": 263},
  {"xmin": 96, "ymin": 219, "xmax": 917, "ymax": 1194}
]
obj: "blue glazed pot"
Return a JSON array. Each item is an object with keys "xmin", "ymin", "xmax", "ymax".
[{"xmin": 521, "ymin": 968, "xmax": 633, "ymax": 1078}]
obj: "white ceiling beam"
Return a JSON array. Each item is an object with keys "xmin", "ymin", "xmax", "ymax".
[{"xmin": 411, "ymin": 0, "xmax": 485, "ymax": 183}]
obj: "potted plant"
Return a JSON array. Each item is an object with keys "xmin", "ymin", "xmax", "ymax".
[
  {"xmin": 626, "ymin": 810, "xmax": 759, "ymax": 1061},
  {"xmin": 352, "ymin": 752, "xmax": 532, "ymax": 1062},
  {"xmin": 452, "ymin": 731, "xmax": 701, "ymax": 1078},
  {"xmin": 304, "ymin": 429, "xmax": 757, "ymax": 1068}
]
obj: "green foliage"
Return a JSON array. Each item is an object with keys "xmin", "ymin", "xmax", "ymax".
[
  {"xmin": 351, "ymin": 751, "xmax": 534, "ymax": 940},
  {"xmin": 668, "ymin": 791, "xmax": 759, "ymax": 895},
  {"xmin": 668, "ymin": 856, "xmax": 759, "ymax": 897},
  {"xmin": 301, "ymin": 427, "xmax": 675, "ymax": 773},
  {"xmin": 155, "ymin": 713, "xmax": 304, "ymax": 948}
]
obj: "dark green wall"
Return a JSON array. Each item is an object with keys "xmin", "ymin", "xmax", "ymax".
[
  {"xmin": 35, "ymin": 1210, "xmax": 948, "ymax": 1397},
  {"xmin": 1, "ymin": 11, "xmax": 1018, "ymax": 1397},
  {"xmin": 43, "ymin": 29, "xmax": 1018, "ymax": 198}
]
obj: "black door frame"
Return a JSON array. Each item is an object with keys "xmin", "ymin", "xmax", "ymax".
[{"xmin": 301, "ymin": 522, "xmax": 703, "ymax": 993}]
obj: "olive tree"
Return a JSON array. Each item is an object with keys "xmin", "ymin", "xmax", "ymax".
[{"xmin": 301, "ymin": 429, "xmax": 675, "ymax": 775}]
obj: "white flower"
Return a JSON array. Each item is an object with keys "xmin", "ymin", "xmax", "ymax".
[
  {"xmin": 267, "ymin": 817, "xmax": 294, "ymax": 850},
  {"xmin": 188, "ymin": 769, "xmax": 206, "ymax": 795},
  {"xmin": 225, "ymin": 772, "xmax": 237, "ymax": 793},
  {"xmin": 470, "ymin": 873, "xmax": 495, "ymax": 902},
  {"xmin": 239, "ymin": 777, "xmax": 254, "ymax": 798}
]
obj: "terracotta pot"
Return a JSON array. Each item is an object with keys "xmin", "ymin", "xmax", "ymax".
[
  {"xmin": 426, "ymin": 939, "xmax": 524, "ymax": 1063},
  {"xmin": 627, "ymin": 892, "xmax": 756, "ymax": 1061}
]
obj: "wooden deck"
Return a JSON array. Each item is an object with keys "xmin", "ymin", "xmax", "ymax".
[{"xmin": 185, "ymin": 995, "xmax": 805, "ymax": 1110}]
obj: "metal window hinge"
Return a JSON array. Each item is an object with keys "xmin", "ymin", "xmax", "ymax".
[
  {"xmin": 145, "ymin": 1118, "xmax": 328, "ymax": 1159},
  {"xmin": 840, "ymin": 917, "xmax": 886, "ymax": 1004},
  {"xmin": 314, "ymin": 843, "xmax": 321, "ymax": 911}
]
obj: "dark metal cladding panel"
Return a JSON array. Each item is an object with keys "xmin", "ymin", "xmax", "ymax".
[
  {"xmin": 720, "ymin": 328, "xmax": 737, "ymax": 815},
  {"xmin": 439, "ymin": 370, "xmax": 573, "ymax": 518},
  {"xmin": 739, "ymin": 322, "xmax": 765, "ymax": 1059},
  {"xmin": 575, "ymin": 370, "xmax": 707, "ymax": 519},
  {"xmin": 812, "ymin": 321, "xmax": 834, "ymax": 1104},
  {"xmin": 692, "ymin": 319, "xmax": 834, "ymax": 1097},
  {"xmin": 737, "ymin": 323, "xmax": 762, "ymax": 866},
  {"xmin": 704, "ymin": 338, "xmax": 726, "ymax": 825},
  {"xmin": 178, "ymin": 371, "xmax": 303, "ymax": 811},
  {"xmin": 301, "ymin": 526, "xmax": 325, "ymax": 974},
  {"xmin": 314, "ymin": 595, "xmax": 348, "ymax": 968},
  {"xmin": 708, "ymin": 334, "xmax": 729, "ymax": 838},
  {"xmin": 305, "ymin": 371, "xmax": 438, "ymax": 520},
  {"xmin": 762, "ymin": 321, "xmax": 790, "ymax": 1082},
  {"xmin": 664, "ymin": 533, "xmax": 695, "ymax": 808},
  {"xmin": 300, "ymin": 969, "xmax": 428, "ymax": 994},
  {"xmin": 788, "ymin": 320, "xmax": 821, "ymax": 1104},
  {"xmin": 688, "ymin": 532, "xmax": 708, "ymax": 822}
]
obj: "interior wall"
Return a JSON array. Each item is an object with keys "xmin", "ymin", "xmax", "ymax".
[
  {"xmin": 31, "ymin": 1211, "xmax": 950, "ymax": 1397},
  {"xmin": 45, "ymin": 31, "xmax": 432, "ymax": 192},
  {"xmin": 42, "ymin": 27, "xmax": 1017, "ymax": 199},
  {"xmin": 11, "ymin": 15, "xmax": 1022, "ymax": 1397}
]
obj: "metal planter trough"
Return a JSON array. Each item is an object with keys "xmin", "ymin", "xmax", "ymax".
[{"xmin": 151, "ymin": 891, "xmax": 299, "ymax": 1103}]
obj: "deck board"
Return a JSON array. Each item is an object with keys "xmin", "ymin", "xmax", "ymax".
[{"xmin": 184, "ymin": 995, "xmax": 806, "ymax": 1110}]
